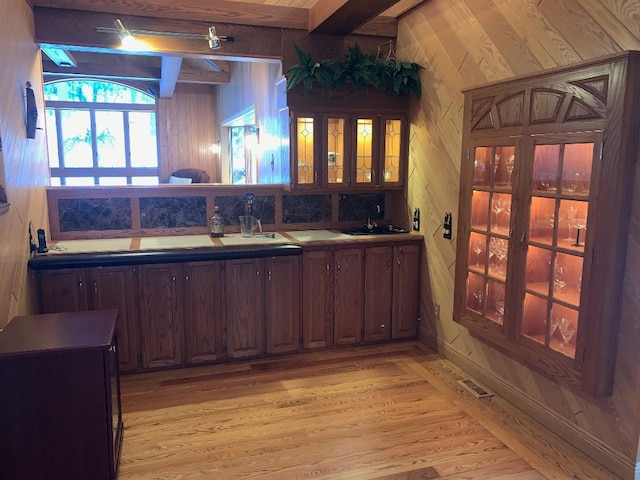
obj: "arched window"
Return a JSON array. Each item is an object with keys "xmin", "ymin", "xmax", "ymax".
[{"xmin": 44, "ymin": 79, "xmax": 159, "ymax": 186}]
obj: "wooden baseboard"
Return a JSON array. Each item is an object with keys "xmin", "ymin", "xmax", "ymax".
[{"xmin": 419, "ymin": 330, "xmax": 636, "ymax": 480}]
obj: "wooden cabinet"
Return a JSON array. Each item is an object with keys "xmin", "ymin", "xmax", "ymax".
[
  {"xmin": 288, "ymin": 89, "xmax": 408, "ymax": 191},
  {"xmin": 183, "ymin": 261, "xmax": 223, "ymax": 363},
  {"xmin": 364, "ymin": 246, "xmax": 393, "ymax": 342},
  {"xmin": 137, "ymin": 263, "xmax": 182, "ymax": 369},
  {"xmin": 89, "ymin": 266, "xmax": 139, "ymax": 372},
  {"xmin": 302, "ymin": 249, "xmax": 334, "ymax": 349},
  {"xmin": 303, "ymin": 241, "xmax": 421, "ymax": 348},
  {"xmin": 454, "ymin": 52, "xmax": 640, "ymax": 396},
  {"xmin": 265, "ymin": 255, "xmax": 302, "ymax": 354},
  {"xmin": 35, "ymin": 266, "xmax": 137, "ymax": 372},
  {"xmin": 0, "ymin": 310, "xmax": 122, "ymax": 480},
  {"xmin": 36, "ymin": 268, "xmax": 88, "ymax": 312},
  {"xmin": 392, "ymin": 244, "xmax": 420, "ymax": 339},
  {"xmin": 225, "ymin": 258, "xmax": 265, "ymax": 358},
  {"xmin": 333, "ymin": 247, "xmax": 364, "ymax": 345}
]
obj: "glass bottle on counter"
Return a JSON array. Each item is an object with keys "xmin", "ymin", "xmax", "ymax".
[{"xmin": 210, "ymin": 206, "xmax": 224, "ymax": 237}]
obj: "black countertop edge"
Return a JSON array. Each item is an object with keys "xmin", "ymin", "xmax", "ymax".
[{"xmin": 27, "ymin": 244, "xmax": 303, "ymax": 270}]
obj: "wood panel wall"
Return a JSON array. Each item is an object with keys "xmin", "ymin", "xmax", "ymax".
[
  {"xmin": 157, "ymin": 83, "xmax": 219, "ymax": 182},
  {"xmin": 396, "ymin": 1, "xmax": 640, "ymax": 478},
  {"xmin": 215, "ymin": 61, "xmax": 286, "ymax": 183},
  {"xmin": 0, "ymin": 1, "xmax": 50, "ymax": 328}
]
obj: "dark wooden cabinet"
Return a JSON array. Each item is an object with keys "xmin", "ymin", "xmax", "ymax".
[
  {"xmin": 137, "ymin": 263, "xmax": 182, "ymax": 368},
  {"xmin": 183, "ymin": 261, "xmax": 224, "ymax": 363},
  {"xmin": 364, "ymin": 246, "xmax": 393, "ymax": 342},
  {"xmin": 35, "ymin": 266, "xmax": 138, "ymax": 372},
  {"xmin": 288, "ymin": 89, "xmax": 408, "ymax": 191},
  {"xmin": 0, "ymin": 310, "xmax": 122, "ymax": 480},
  {"xmin": 333, "ymin": 247, "xmax": 364, "ymax": 345},
  {"xmin": 36, "ymin": 267, "xmax": 88, "ymax": 312},
  {"xmin": 302, "ymin": 249, "xmax": 334, "ymax": 349},
  {"xmin": 225, "ymin": 258, "xmax": 265, "ymax": 358},
  {"xmin": 454, "ymin": 52, "xmax": 640, "ymax": 396},
  {"xmin": 265, "ymin": 255, "xmax": 302, "ymax": 354},
  {"xmin": 89, "ymin": 266, "xmax": 139, "ymax": 372},
  {"xmin": 392, "ymin": 244, "xmax": 420, "ymax": 339}
]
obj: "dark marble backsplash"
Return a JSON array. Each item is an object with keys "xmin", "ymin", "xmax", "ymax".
[
  {"xmin": 215, "ymin": 195, "xmax": 275, "ymax": 226},
  {"xmin": 283, "ymin": 194, "xmax": 332, "ymax": 223},
  {"xmin": 56, "ymin": 192, "xmax": 387, "ymax": 232},
  {"xmin": 140, "ymin": 196, "xmax": 207, "ymax": 228},
  {"xmin": 59, "ymin": 198, "xmax": 132, "ymax": 232}
]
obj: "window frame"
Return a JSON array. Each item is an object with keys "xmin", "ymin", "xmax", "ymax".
[{"xmin": 44, "ymin": 80, "xmax": 160, "ymax": 186}]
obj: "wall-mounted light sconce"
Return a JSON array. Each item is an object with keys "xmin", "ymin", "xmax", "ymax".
[
  {"xmin": 96, "ymin": 19, "xmax": 235, "ymax": 51},
  {"xmin": 25, "ymin": 81, "xmax": 38, "ymax": 139}
]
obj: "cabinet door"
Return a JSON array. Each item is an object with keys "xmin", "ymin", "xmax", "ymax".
[
  {"xmin": 392, "ymin": 244, "xmax": 420, "ymax": 338},
  {"xmin": 334, "ymin": 248, "xmax": 364, "ymax": 345},
  {"xmin": 350, "ymin": 116, "xmax": 380, "ymax": 188},
  {"xmin": 291, "ymin": 113, "xmax": 321, "ymax": 189},
  {"xmin": 183, "ymin": 261, "xmax": 223, "ymax": 363},
  {"xmin": 37, "ymin": 268, "xmax": 88, "ymax": 313},
  {"xmin": 379, "ymin": 115, "xmax": 407, "ymax": 188},
  {"xmin": 324, "ymin": 114, "xmax": 350, "ymax": 188},
  {"xmin": 89, "ymin": 266, "xmax": 138, "ymax": 372},
  {"xmin": 137, "ymin": 263, "xmax": 182, "ymax": 368},
  {"xmin": 302, "ymin": 249, "xmax": 334, "ymax": 349},
  {"xmin": 265, "ymin": 255, "xmax": 301, "ymax": 354},
  {"xmin": 225, "ymin": 258, "xmax": 265, "ymax": 358},
  {"xmin": 364, "ymin": 246, "xmax": 392, "ymax": 342}
]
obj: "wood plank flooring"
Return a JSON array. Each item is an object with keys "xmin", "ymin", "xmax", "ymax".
[{"xmin": 118, "ymin": 342, "xmax": 620, "ymax": 479}]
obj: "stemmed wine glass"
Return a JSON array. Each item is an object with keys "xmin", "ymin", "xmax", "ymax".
[
  {"xmin": 570, "ymin": 212, "xmax": 587, "ymax": 246},
  {"xmin": 554, "ymin": 264, "xmax": 567, "ymax": 293},
  {"xmin": 495, "ymin": 298, "xmax": 505, "ymax": 322},
  {"xmin": 506, "ymin": 155, "xmax": 515, "ymax": 187},
  {"xmin": 492, "ymin": 199, "xmax": 504, "ymax": 231},
  {"xmin": 473, "ymin": 290, "xmax": 484, "ymax": 312},
  {"xmin": 472, "ymin": 238, "xmax": 484, "ymax": 266},
  {"xmin": 558, "ymin": 318, "xmax": 576, "ymax": 346},
  {"xmin": 566, "ymin": 206, "xmax": 577, "ymax": 242}
]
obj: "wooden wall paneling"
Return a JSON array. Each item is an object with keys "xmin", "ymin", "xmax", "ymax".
[
  {"xmin": 0, "ymin": 1, "xmax": 50, "ymax": 327},
  {"xmin": 398, "ymin": 0, "xmax": 640, "ymax": 477},
  {"xmin": 157, "ymin": 84, "xmax": 218, "ymax": 182}
]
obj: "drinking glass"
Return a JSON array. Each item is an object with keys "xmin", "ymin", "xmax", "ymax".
[
  {"xmin": 473, "ymin": 290, "xmax": 484, "ymax": 311},
  {"xmin": 571, "ymin": 213, "xmax": 587, "ymax": 246},
  {"xmin": 495, "ymin": 299, "xmax": 505, "ymax": 322},
  {"xmin": 554, "ymin": 264, "xmax": 566, "ymax": 293},
  {"xmin": 492, "ymin": 199, "xmax": 504, "ymax": 230},
  {"xmin": 558, "ymin": 318, "xmax": 576, "ymax": 346},
  {"xmin": 506, "ymin": 155, "xmax": 515, "ymax": 187},
  {"xmin": 472, "ymin": 238, "xmax": 484, "ymax": 265}
]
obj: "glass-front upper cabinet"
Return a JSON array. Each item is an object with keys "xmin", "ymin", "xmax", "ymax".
[
  {"xmin": 287, "ymin": 88, "xmax": 408, "ymax": 191},
  {"xmin": 455, "ymin": 52, "xmax": 640, "ymax": 397},
  {"xmin": 292, "ymin": 112, "xmax": 320, "ymax": 189}
]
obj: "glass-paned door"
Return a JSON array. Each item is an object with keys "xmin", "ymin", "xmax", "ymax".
[
  {"xmin": 466, "ymin": 143, "xmax": 517, "ymax": 325},
  {"xmin": 294, "ymin": 115, "xmax": 317, "ymax": 186},
  {"xmin": 325, "ymin": 115, "xmax": 347, "ymax": 186},
  {"xmin": 353, "ymin": 117, "xmax": 377, "ymax": 187},
  {"xmin": 381, "ymin": 117, "xmax": 403, "ymax": 186},
  {"xmin": 522, "ymin": 139, "xmax": 594, "ymax": 358}
]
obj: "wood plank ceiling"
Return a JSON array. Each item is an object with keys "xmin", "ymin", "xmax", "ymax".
[{"xmin": 31, "ymin": 0, "xmax": 424, "ymax": 97}]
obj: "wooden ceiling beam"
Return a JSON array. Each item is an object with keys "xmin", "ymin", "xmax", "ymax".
[
  {"xmin": 34, "ymin": 7, "xmax": 285, "ymax": 60},
  {"xmin": 159, "ymin": 56, "xmax": 182, "ymax": 98},
  {"xmin": 30, "ymin": 0, "xmax": 309, "ymax": 30},
  {"xmin": 42, "ymin": 60, "xmax": 231, "ymax": 85},
  {"xmin": 309, "ymin": 0, "xmax": 402, "ymax": 35}
]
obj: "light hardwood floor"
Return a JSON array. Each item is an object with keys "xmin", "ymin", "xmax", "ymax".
[{"xmin": 118, "ymin": 342, "xmax": 620, "ymax": 479}]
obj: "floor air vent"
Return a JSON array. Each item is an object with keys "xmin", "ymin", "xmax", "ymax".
[{"xmin": 457, "ymin": 379, "xmax": 494, "ymax": 399}]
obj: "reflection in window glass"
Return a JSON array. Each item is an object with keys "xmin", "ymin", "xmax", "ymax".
[
  {"xmin": 129, "ymin": 111, "xmax": 158, "ymax": 168},
  {"xmin": 95, "ymin": 111, "xmax": 125, "ymax": 168},
  {"xmin": 45, "ymin": 110, "xmax": 59, "ymax": 168},
  {"xmin": 60, "ymin": 110, "xmax": 93, "ymax": 168},
  {"xmin": 44, "ymin": 80, "xmax": 158, "ymax": 185},
  {"xmin": 99, "ymin": 177, "xmax": 128, "ymax": 186},
  {"xmin": 131, "ymin": 176, "xmax": 159, "ymax": 185},
  {"xmin": 65, "ymin": 177, "xmax": 95, "ymax": 186}
]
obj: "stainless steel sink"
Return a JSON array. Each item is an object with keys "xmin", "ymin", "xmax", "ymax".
[{"xmin": 342, "ymin": 226, "xmax": 410, "ymax": 236}]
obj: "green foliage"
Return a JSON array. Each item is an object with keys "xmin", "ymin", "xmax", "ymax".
[{"xmin": 285, "ymin": 43, "xmax": 424, "ymax": 97}]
